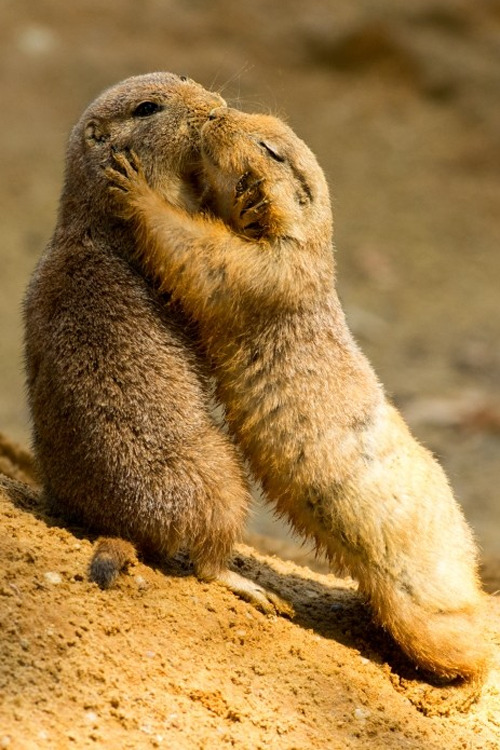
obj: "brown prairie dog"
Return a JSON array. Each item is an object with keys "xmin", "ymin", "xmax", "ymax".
[
  {"xmin": 107, "ymin": 106, "xmax": 489, "ymax": 680},
  {"xmin": 23, "ymin": 75, "xmax": 283, "ymax": 613}
]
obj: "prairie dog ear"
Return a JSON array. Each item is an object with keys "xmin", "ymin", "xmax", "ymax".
[{"xmin": 84, "ymin": 119, "xmax": 110, "ymax": 146}]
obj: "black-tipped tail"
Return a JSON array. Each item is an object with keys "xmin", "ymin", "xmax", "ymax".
[{"xmin": 89, "ymin": 537, "xmax": 137, "ymax": 589}]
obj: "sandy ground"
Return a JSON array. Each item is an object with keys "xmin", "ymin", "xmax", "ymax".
[
  {"xmin": 1, "ymin": 0, "xmax": 500, "ymax": 747},
  {"xmin": 0, "ymin": 440, "xmax": 499, "ymax": 750}
]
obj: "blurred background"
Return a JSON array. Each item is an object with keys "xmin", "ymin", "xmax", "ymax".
[{"xmin": 1, "ymin": 0, "xmax": 499, "ymax": 562}]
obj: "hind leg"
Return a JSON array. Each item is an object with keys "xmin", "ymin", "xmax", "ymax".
[
  {"xmin": 178, "ymin": 429, "xmax": 291, "ymax": 616},
  {"xmin": 87, "ymin": 414, "xmax": 288, "ymax": 615},
  {"xmin": 330, "ymin": 403, "xmax": 490, "ymax": 681}
]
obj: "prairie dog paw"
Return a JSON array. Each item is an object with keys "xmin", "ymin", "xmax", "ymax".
[
  {"xmin": 231, "ymin": 172, "xmax": 271, "ymax": 239},
  {"xmin": 105, "ymin": 149, "xmax": 151, "ymax": 217},
  {"xmin": 216, "ymin": 569, "xmax": 293, "ymax": 617}
]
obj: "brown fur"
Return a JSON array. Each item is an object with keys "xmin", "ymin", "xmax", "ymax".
[
  {"xmin": 23, "ymin": 75, "xmax": 283, "ymax": 613},
  {"xmin": 107, "ymin": 106, "xmax": 490, "ymax": 680}
]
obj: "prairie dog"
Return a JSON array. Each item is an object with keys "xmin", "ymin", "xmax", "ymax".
[
  {"xmin": 107, "ymin": 106, "xmax": 489, "ymax": 680},
  {"xmin": 24, "ymin": 75, "xmax": 282, "ymax": 612}
]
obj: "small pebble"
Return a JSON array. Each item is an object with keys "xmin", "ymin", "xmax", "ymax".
[
  {"xmin": 44, "ymin": 572, "xmax": 62, "ymax": 585},
  {"xmin": 354, "ymin": 707, "xmax": 371, "ymax": 720}
]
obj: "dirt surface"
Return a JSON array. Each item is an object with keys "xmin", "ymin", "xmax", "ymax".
[
  {"xmin": 1, "ymin": 441, "xmax": 499, "ymax": 750},
  {"xmin": 1, "ymin": 0, "xmax": 500, "ymax": 747}
]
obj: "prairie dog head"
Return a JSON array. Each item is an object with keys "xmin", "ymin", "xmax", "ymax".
[
  {"xmin": 61, "ymin": 72, "xmax": 225, "ymax": 223},
  {"xmin": 201, "ymin": 107, "xmax": 332, "ymax": 243}
]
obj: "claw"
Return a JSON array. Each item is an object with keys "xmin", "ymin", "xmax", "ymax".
[
  {"xmin": 240, "ymin": 198, "xmax": 269, "ymax": 217},
  {"xmin": 235, "ymin": 172, "xmax": 252, "ymax": 196},
  {"xmin": 127, "ymin": 149, "xmax": 142, "ymax": 173},
  {"xmin": 235, "ymin": 173, "xmax": 265, "ymax": 197},
  {"xmin": 109, "ymin": 149, "xmax": 143, "ymax": 179},
  {"xmin": 215, "ymin": 569, "xmax": 293, "ymax": 617},
  {"xmin": 104, "ymin": 165, "xmax": 131, "ymax": 193}
]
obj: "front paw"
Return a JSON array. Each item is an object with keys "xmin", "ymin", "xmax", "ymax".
[
  {"xmin": 231, "ymin": 171, "xmax": 271, "ymax": 240},
  {"xmin": 105, "ymin": 149, "xmax": 150, "ymax": 219}
]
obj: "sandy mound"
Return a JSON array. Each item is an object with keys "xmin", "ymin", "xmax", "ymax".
[{"xmin": 1, "ymin": 436, "xmax": 499, "ymax": 750}]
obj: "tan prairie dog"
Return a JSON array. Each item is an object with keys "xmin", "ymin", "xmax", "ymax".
[
  {"xmin": 107, "ymin": 106, "xmax": 489, "ymax": 680},
  {"xmin": 23, "ymin": 74, "xmax": 283, "ymax": 613}
]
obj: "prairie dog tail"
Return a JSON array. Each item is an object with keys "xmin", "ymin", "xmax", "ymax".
[
  {"xmin": 89, "ymin": 537, "xmax": 137, "ymax": 589},
  {"xmin": 369, "ymin": 577, "xmax": 490, "ymax": 680}
]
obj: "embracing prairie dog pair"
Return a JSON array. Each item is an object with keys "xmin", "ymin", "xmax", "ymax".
[{"xmin": 107, "ymin": 105, "xmax": 489, "ymax": 681}]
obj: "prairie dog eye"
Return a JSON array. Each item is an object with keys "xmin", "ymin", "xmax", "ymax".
[
  {"xmin": 259, "ymin": 140, "xmax": 285, "ymax": 163},
  {"xmin": 132, "ymin": 101, "xmax": 164, "ymax": 118}
]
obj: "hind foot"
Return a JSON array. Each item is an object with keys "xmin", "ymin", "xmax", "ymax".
[{"xmin": 214, "ymin": 568, "xmax": 293, "ymax": 617}]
